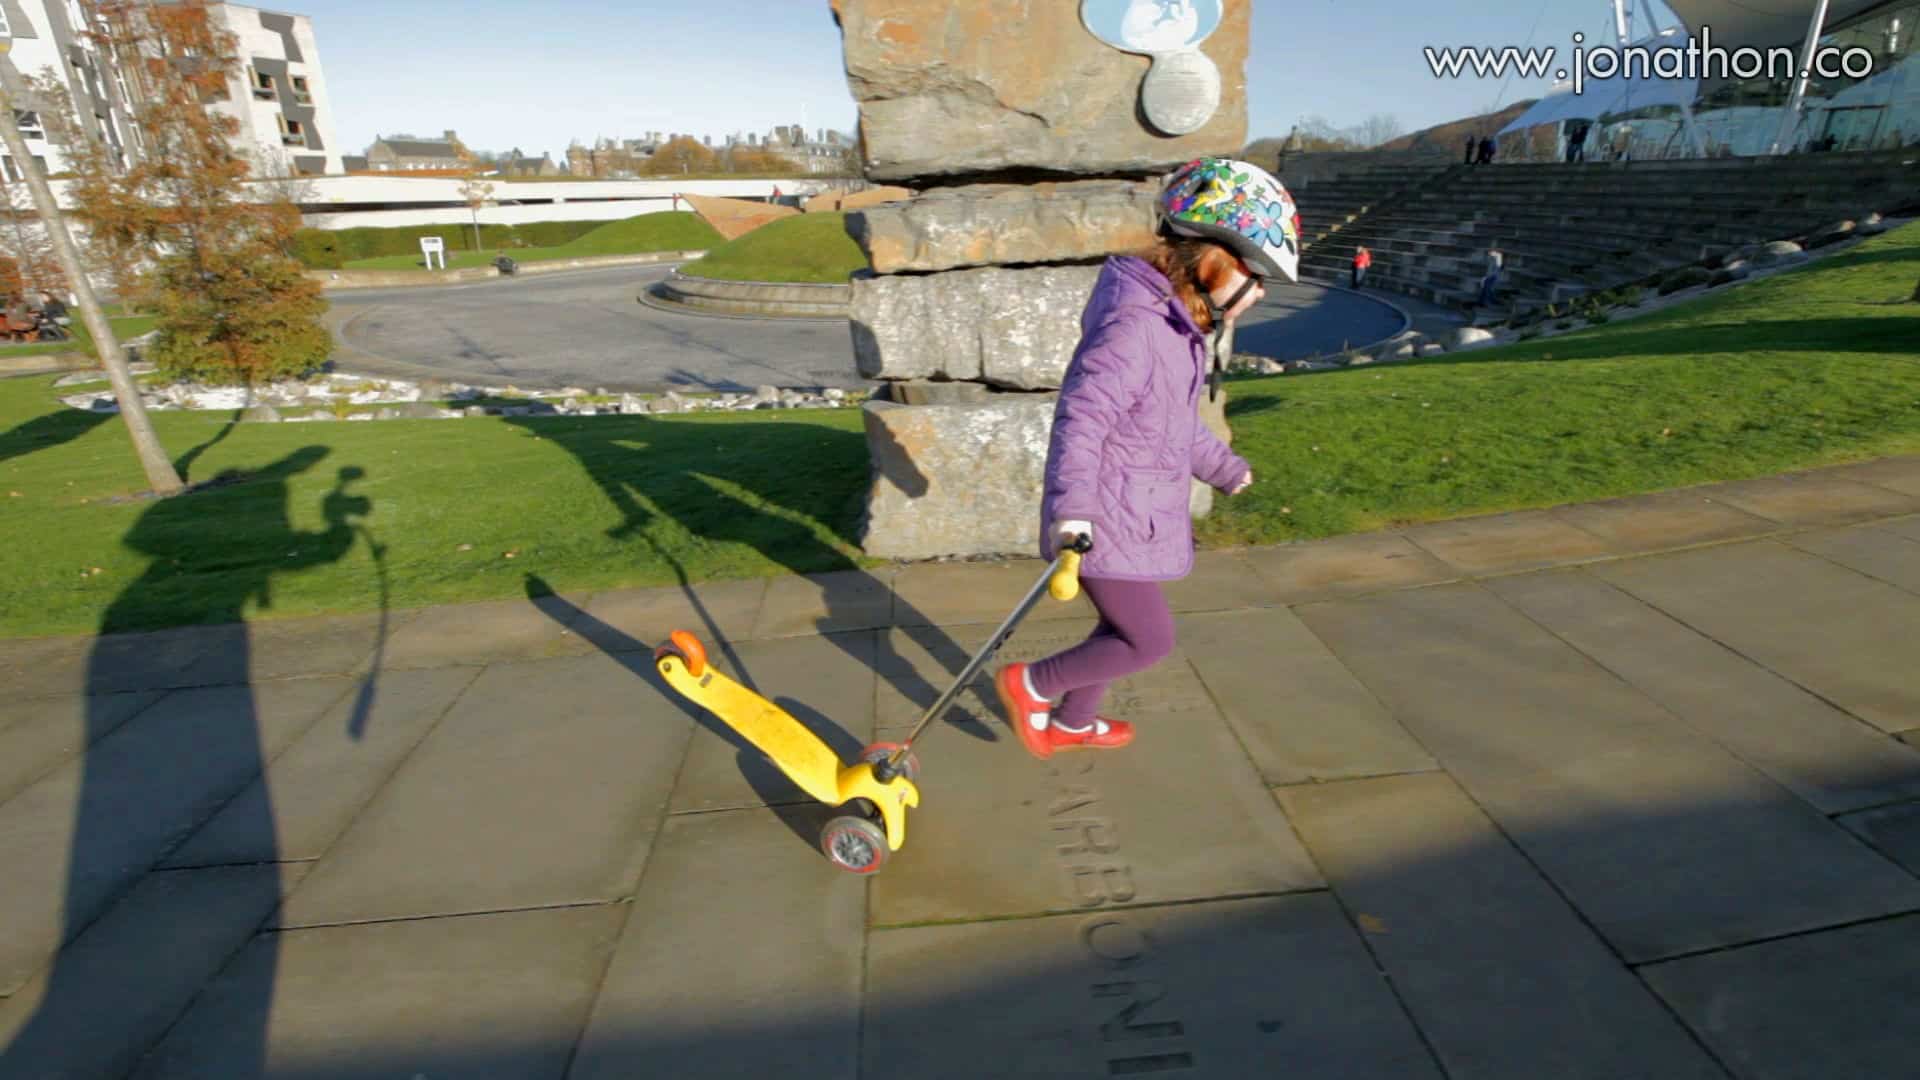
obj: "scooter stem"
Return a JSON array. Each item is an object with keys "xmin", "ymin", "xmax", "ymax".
[{"xmin": 875, "ymin": 534, "xmax": 1091, "ymax": 781}]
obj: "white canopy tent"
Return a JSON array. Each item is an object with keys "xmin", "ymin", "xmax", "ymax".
[{"xmin": 1662, "ymin": 0, "xmax": 1889, "ymax": 52}]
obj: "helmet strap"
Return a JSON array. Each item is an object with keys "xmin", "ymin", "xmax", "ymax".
[{"xmin": 1207, "ymin": 276, "xmax": 1257, "ymax": 402}]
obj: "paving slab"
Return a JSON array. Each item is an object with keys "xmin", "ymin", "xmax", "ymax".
[
  {"xmin": 1177, "ymin": 608, "xmax": 1438, "ymax": 785},
  {"xmin": 0, "ymin": 692, "xmax": 160, "ymax": 807},
  {"xmin": 1546, "ymin": 487, "xmax": 1779, "ymax": 555},
  {"xmin": 1640, "ymin": 914, "xmax": 1920, "ymax": 1080},
  {"xmin": 1160, "ymin": 549, "xmax": 1287, "ymax": 612},
  {"xmin": 162, "ymin": 667, "xmax": 481, "ymax": 868},
  {"xmin": 276, "ymin": 652, "xmax": 692, "ymax": 928},
  {"xmin": 869, "ymin": 640, "xmax": 1320, "ymax": 924},
  {"xmin": 1295, "ymin": 583, "xmax": 1920, "ymax": 963},
  {"xmin": 569, "ymin": 809, "xmax": 864, "ymax": 1080},
  {"xmin": 577, "ymin": 575, "xmax": 767, "ymax": 654},
  {"xmin": 0, "ymin": 634, "xmax": 90, "ymax": 701},
  {"xmin": 0, "ymin": 677, "xmax": 352, "ymax": 996},
  {"xmin": 1781, "ymin": 522, "xmax": 1920, "ymax": 595},
  {"xmin": 753, "ymin": 566, "xmax": 898, "ymax": 639},
  {"xmin": 377, "ymin": 592, "xmax": 595, "ymax": 670},
  {"xmin": 1487, "ymin": 568, "xmax": 1920, "ymax": 814},
  {"xmin": 1400, "ymin": 509, "xmax": 1615, "ymax": 577},
  {"xmin": 179, "ymin": 610, "xmax": 414, "ymax": 685},
  {"xmin": 1240, "ymin": 530, "xmax": 1457, "ymax": 605},
  {"xmin": 870, "ymin": 618, "xmax": 1101, "ymax": 738},
  {"xmin": 1276, "ymin": 773, "xmax": 1726, "ymax": 1080},
  {"xmin": 667, "ymin": 631, "xmax": 880, "ymax": 815},
  {"xmin": 0, "ymin": 864, "xmax": 307, "ymax": 1080},
  {"xmin": 890, "ymin": 556, "xmax": 1096, "ymax": 627},
  {"xmin": 132, "ymin": 904, "xmax": 625, "ymax": 1080},
  {"xmin": 1837, "ymin": 800, "xmax": 1920, "ymax": 877},
  {"xmin": 1590, "ymin": 540, "xmax": 1920, "ymax": 734},
  {"xmin": 1879, "ymin": 513, "xmax": 1920, "ymax": 543},
  {"xmin": 1800, "ymin": 454, "xmax": 1920, "ymax": 499},
  {"xmin": 862, "ymin": 894, "xmax": 1441, "ymax": 1080},
  {"xmin": 81, "ymin": 624, "xmax": 249, "ymax": 694},
  {"xmin": 1700, "ymin": 470, "xmax": 1920, "ymax": 526}
]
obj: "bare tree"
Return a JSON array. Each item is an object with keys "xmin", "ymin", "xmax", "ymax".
[
  {"xmin": 454, "ymin": 145, "xmax": 495, "ymax": 254},
  {"xmin": 1357, "ymin": 114, "xmax": 1405, "ymax": 148}
]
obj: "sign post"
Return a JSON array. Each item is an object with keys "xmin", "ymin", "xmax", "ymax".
[{"xmin": 419, "ymin": 235, "xmax": 446, "ymax": 270}]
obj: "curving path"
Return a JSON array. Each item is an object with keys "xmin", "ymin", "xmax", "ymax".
[{"xmin": 327, "ymin": 263, "xmax": 1405, "ymax": 393}]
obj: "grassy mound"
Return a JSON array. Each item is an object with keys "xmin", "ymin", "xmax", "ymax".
[
  {"xmin": 3, "ymin": 222, "xmax": 1915, "ymax": 638},
  {"xmin": 676, "ymin": 213, "xmax": 868, "ymax": 284},
  {"xmin": 558, "ymin": 212, "xmax": 722, "ymax": 256}
]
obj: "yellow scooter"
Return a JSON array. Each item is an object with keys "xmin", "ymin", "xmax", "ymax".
[{"xmin": 654, "ymin": 534, "xmax": 1091, "ymax": 873}]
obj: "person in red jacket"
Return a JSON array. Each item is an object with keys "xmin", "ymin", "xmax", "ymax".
[
  {"xmin": 1351, "ymin": 245, "xmax": 1372, "ymax": 290},
  {"xmin": 993, "ymin": 157, "xmax": 1297, "ymax": 758}
]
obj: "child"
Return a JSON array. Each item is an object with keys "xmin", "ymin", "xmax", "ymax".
[
  {"xmin": 995, "ymin": 157, "xmax": 1298, "ymax": 758},
  {"xmin": 1351, "ymin": 245, "xmax": 1371, "ymax": 290}
]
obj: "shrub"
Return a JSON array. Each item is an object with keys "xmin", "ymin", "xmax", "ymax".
[
  {"xmin": 1659, "ymin": 267, "xmax": 1712, "ymax": 295},
  {"xmin": 289, "ymin": 228, "xmax": 344, "ymax": 269}
]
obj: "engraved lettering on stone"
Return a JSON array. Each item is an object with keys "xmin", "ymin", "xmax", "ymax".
[
  {"xmin": 1082, "ymin": 918, "xmax": 1151, "ymax": 968},
  {"xmin": 1095, "ymin": 981, "xmax": 1186, "ymax": 1041},
  {"xmin": 1056, "ymin": 817, "xmax": 1123, "ymax": 856}
]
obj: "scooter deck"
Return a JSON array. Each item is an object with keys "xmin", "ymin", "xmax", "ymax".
[{"xmin": 657, "ymin": 655, "xmax": 845, "ymax": 806}]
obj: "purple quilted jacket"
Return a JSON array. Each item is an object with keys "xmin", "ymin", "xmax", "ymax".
[{"xmin": 1039, "ymin": 255, "xmax": 1251, "ymax": 581}]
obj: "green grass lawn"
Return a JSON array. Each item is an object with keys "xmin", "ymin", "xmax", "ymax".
[
  {"xmin": 1, "ymin": 223, "xmax": 1916, "ymax": 639},
  {"xmin": 342, "ymin": 211, "xmax": 723, "ymax": 271},
  {"xmin": 676, "ymin": 212, "xmax": 869, "ymax": 284}
]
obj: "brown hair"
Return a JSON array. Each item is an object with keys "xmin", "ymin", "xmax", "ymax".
[{"xmin": 1141, "ymin": 238, "xmax": 1248, "ymax": 333}]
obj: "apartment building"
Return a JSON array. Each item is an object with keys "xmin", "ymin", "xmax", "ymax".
[
  {"xmin": 0, "ymin": 1, "xmax": 344, "ymax": 179},
  {"xmin": 203, "ymin": 2, "xmax": 344, "ymax": 175}
]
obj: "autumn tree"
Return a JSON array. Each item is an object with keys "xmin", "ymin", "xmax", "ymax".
[
  {"xmin": 643, "ymin": 135, "xmax": 717, "ymax": 176},
  {"xmin": 0, "ymin": 176, "xmax": 63, "ymax": 298},
  {"xmin": 62, "ymin": 0, "xmax": 328, "ymax": 387}
]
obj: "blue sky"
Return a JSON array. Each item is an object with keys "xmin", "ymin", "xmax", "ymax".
[{"xmin": 306, "ymin": 0, "xmax": 1682, "ymax": 158}]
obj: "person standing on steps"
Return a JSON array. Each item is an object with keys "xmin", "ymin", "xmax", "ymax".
[
  {"xmin": 994, "ymin": 157, "xmax": 1294, "ymax": 757},
  {"xmin": 1351, "ymin": 245, "xmax": 1372, "ymax": 290}
]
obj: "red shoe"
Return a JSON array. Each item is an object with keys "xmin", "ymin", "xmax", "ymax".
[
  {"xmin": 995, "ymin": 663, "xmax": 1056, "ymax": 760},
  {"xmin": 1047, "ymin": 716, "xmax": 1135, "ymax": 753}
]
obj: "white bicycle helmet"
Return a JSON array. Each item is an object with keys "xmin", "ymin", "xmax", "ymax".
[{"xmin": 1157, "ymin": 157, "xmax": 1301, "ymax": 283}]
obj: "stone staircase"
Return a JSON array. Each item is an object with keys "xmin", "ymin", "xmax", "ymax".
[{"xmin": 1293, "ymin": 150, "xmax": 1920, "ymax": 314}]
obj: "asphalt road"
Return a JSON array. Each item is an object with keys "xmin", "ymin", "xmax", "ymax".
[{"xmin": 326, "ymin": 263, "xmax": 1405, "ymax": 392}]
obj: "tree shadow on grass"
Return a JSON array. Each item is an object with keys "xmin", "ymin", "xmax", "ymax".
[{"xmin": 0, "ymin": 407, "xmax": 111, "ymax": 468}]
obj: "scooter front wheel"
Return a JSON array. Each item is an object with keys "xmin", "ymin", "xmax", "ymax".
[
  {"xmin": 861, "ymin": 741, "xmax": 919, "ymax": 782},
  {"xmin": 652, "ymin": 630, "xmax": 707, "ymax": 677},
  {"xmin": 821, "ymin": 815, "xmax": 889, "ymax": 874}
]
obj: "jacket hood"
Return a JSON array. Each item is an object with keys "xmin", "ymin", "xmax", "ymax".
[{"xmin": 1096, "ymin": 256, "xmax": 1208, "ymax": 342}]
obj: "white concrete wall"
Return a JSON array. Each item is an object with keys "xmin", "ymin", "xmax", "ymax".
[
  {"xmin": 293, "ymin": 175, "xmax": 835, "ymax": 229},
  {"xmin": 303, "ymin": 197, "xmax": 684, "ymax": 230}
]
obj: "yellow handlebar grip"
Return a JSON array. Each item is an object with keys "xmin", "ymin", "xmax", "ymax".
[{"xmin": 1050, "ymin": 549, "xmax": 1082, "ymax": 602}]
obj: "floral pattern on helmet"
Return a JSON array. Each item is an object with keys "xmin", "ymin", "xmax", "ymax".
[{"xmin": 1158, "ymin": 157, "xmax": 1300, "ymax": 279}]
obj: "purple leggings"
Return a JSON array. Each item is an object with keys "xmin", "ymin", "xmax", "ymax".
[{"xmin": 1027, "ymin": 576, "xmax": 1175, "ymax": 728}]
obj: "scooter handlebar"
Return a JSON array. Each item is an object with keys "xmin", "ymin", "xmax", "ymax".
[{"xmin": 1049, "ymin": 533, "xmax": 1092, "ymax": 602}]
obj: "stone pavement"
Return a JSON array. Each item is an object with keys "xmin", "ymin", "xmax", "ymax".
[{"xmin": 3, "ymin": 456, "xmax": 1919, "ymax": 1078}]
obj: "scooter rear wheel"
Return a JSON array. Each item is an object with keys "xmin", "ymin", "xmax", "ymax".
[{"xmin": 821, "ymin": 815, "xmax": 889, "ymax": 874}]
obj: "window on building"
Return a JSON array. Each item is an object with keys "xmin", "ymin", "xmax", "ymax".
[
  {"xmin": 14, "ymin": 112, "xmax": 43, "ymax": 140},
  {"xmin": 0, "ymin": 9, "xmax": 12, "ymax": 36},
  {"xmin": 290, "ymin": 75, "xmax": 311, "ymax": 105},
  {"xmin": 278, "ymin": 114, "xmax": 305, "ymax": 146},
  {"xmin": 252, "ymin": 67, "xmax": 276, "ymax": 101}
]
